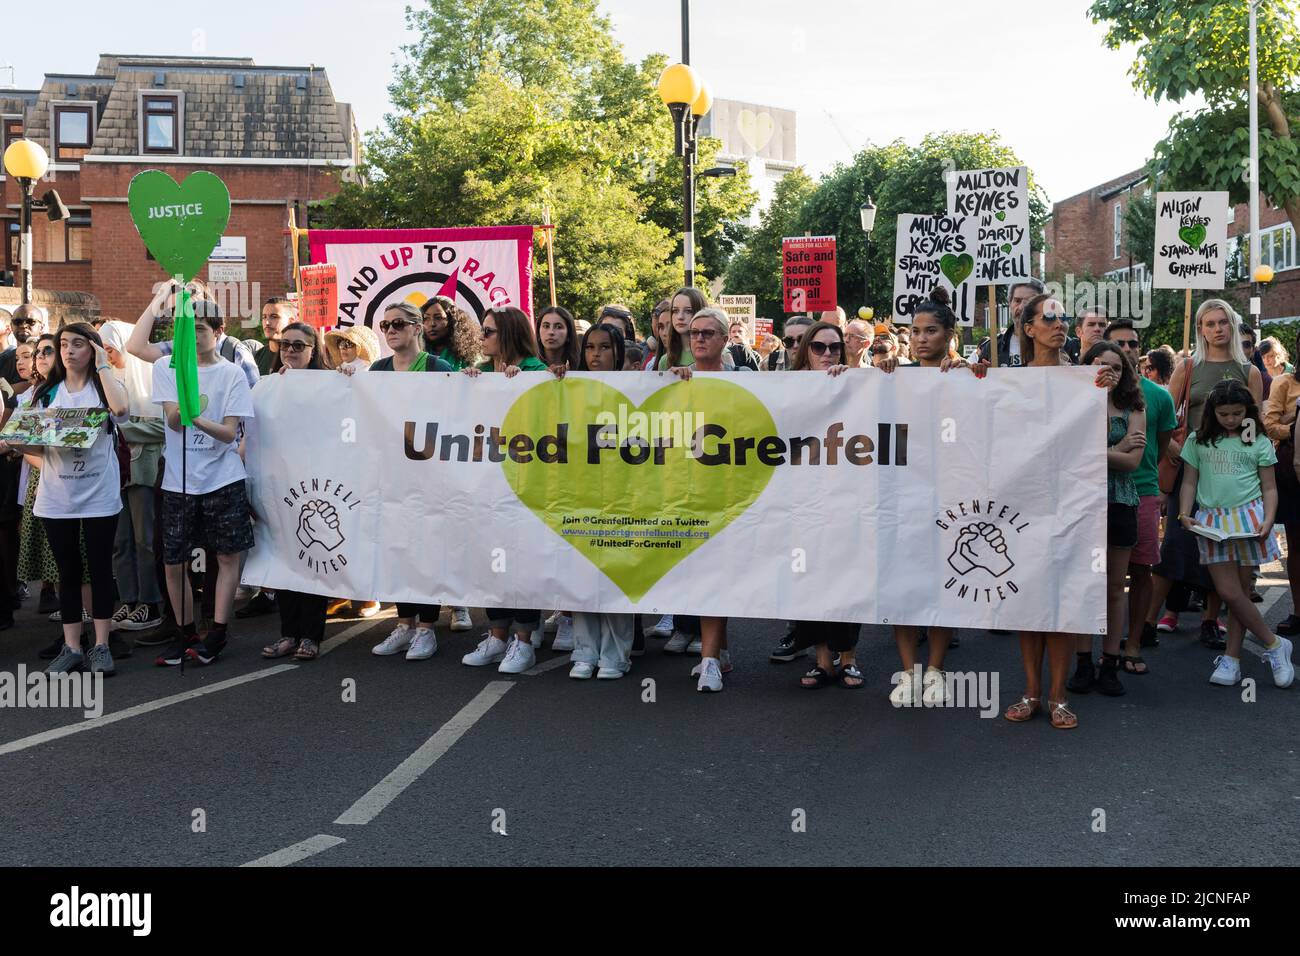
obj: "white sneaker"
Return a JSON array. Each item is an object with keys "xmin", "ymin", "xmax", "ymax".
[
  {"xmin": 569, "ymin": 661, "xmax": 595, "ymax": 680},
  {"xmin": 1260, "ymin": 636, "xmax": 1295, "ymax": 688},
  {"xmin": 498, "ymin": 636, "xmax": 536, "ymax": 674},
  {"xmin": 889, "ymin": 669, "xmax": 920, "ymax": 706},
  {"xmin": 551, "ymin": 615, "xmax": 575, "ymax": 652},
  {"xmin": 664, "ymin": 631, "xmax": 691, "ymax": 654},
  {"xmin": 405, "ymin": 627, "xmax": 437, "ymax": 660},
  {"xmin": 462, "ymin": 634, "xmax": 507, "ymax": 667},
  {"xmin": 597, "ymin": 666, "xmax": 625, "ymax": 680},
  {"xmin": 449, "ymin": 607, "xmax": 473, "ymax": 632},
  {"xmin": 922, "ymin": 667, "xmax": 949, "ymax": 706},
  {"xmin": 544, "ymin": 611, "xmax": 563, "ymax": 633},
  {"xmin": 696, "ymin": 656, "xmax": 723, "ymax": 692},
  {"xmin": 1209, "ymin": 655, "xmax": 1242, "ymax": 686},
  {"xmin": 530, "ymin": 624, "xmax": 545, "ymax": 649},
  {"xmin": 372, "ymin": 623, "xmax": 413, "ymax": 656},
  {"xmin": 648, "ymin": 614, "xmax": 674, "ymax": 637},
  {"xmin": 686, "ymin": 638, "xmax": 703, "ymax": 654}
]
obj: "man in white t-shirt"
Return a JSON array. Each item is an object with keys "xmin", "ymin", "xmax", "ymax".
[{"xmin": 148, "ymin": 299, "xmax": 256, "ymax": 667}]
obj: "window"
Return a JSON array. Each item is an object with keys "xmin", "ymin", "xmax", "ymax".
[
  {"xmin": 1255, "ymin": 223, "xmax": 1296, "ymax": 273},
  {"xmin": 1113, "ymin": 201, "xmax": 1123, "ymax": 260},
  {"xmin": 53, "ymin": 105, "xmax": 94, "ymax": 162},
  {"xmin": 28, "ymin": 212, "xmax": 91, "ymax": 263},
  {"xmin": 66, "ymin": 215, "xmax": 92, "ymax": 262},
  {"xmin": 143, "ymin": 95, "xmax": 178, "ymax": 153},
  {"xmin": 1, "ymin": 117, "xmax": 22, "ymax": 167}
]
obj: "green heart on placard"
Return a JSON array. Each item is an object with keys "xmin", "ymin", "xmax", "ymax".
[
  {"xmin": 127, "ymin": 170, "xmax": 231, "ymax": 282},
  {"xmin": 994, "ymin": 211, "xmax": 1007, "ymax": 222},
  {"xmin": 1001, "ymin": 243, "xmax": 1013, "ymax": 254},
  {"xmin": 939, "ymin": 253, "xmax": 974, "ymax": 288},
  {"xmin": 1179, "ymin": 223, "xmax": 1207, "ymax": 249},
  {"xmin": 501, "ymin": 376, "xmax": 778, "ymax": 601}
]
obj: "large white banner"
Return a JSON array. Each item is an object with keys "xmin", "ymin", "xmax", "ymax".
[{"xmin": 242, "ymin": 369, "xmax": 1107, "ymax": 634}]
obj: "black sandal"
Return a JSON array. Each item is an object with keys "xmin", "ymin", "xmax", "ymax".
[
  {"xmin": 799, "ymin": 666, "xmax": 836, "ymax": 690},
  {"xmin": 838, "ymin": 663, "xmax": 865, "ymax": 689},
  {"xmin": 1122, "ymin": 655, "xmax": 1149, "ymax": 675}
]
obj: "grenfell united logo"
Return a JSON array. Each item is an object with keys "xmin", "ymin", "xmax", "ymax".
[
  {"xmin": 936, "ymin": 498, "xmax": 1028, "ymax": 605},
  {"xmin": 282, "ymin": 477, "xmax": 362, "ymax": 577}
]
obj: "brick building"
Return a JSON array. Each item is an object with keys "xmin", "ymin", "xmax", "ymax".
[
  {"xmin": 1, "ymin": 54, "xmax": 358, "ymax": 325},
  {"xmin": 1045, "ymin": 167, "xmax": 1300, "ymax": 323}
]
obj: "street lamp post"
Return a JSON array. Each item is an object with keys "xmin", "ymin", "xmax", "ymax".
[
  {"xmin": 657, "ymin": 65, "xmax": 711, "ymax": 289},
  {"xmin": 859, "ymin": 195, "xmax": 877, "ymax": 310},
  {"xmin": 1249, "ymin": 0, "xmax": 1262, "ymax": 328},
  {"xmin": 3, "ymin": 139, "xmax": 50, "ymax": 307}
]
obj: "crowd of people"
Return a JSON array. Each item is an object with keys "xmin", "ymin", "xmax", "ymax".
[{"xmin": 0, "ymin": 274, "xmax": 1295, "ymax": 726}]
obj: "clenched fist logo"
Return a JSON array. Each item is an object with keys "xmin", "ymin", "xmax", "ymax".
[
  {"xmin": 947, "ymin": 522, "xmax": 1014, "ymax": 578},
  {"xmin": 296, "ymin": 499, "xmax": 345, "ymax": 552}
]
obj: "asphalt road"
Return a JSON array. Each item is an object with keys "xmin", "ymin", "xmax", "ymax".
[{"xmin": 1, "ymin": 572, "xmax": 1297, "ymax": 867}]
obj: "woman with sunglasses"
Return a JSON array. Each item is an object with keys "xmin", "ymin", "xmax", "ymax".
[
  {"xmin": 535, "ymin": 305, "xmax": 581, "ymax": 374},
  {"xmin": 5, "ymin": 324, "xmax": 129, "ymax": 675},
  {"xmin": 461, "ymin": 306, "xmax": 548, "ymax": 673},
  {"xmin": 666, "ymin": 307, "xmax": 738, "ymax": 691},
  {"xmin": 341, "ymin": 303, "xmax": 452, "ymax": 660},
  {"xmin": 1002, "ymin": 295, "xmax": 1116, "ymax": 729},
  {"xmin": 420, "ymin": 295, "xmax": 482, "ymax": 371},
  {"xmin": 259, "ymin": 323, "xmax": 335, "ymax": 662}
]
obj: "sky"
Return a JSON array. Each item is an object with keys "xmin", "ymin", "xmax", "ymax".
[{"xmin": 0, "ymin": 0, "xmax": 1199, "ymax": 204}]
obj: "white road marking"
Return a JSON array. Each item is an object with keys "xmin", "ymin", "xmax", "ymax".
[
  {"xmin": 241, "ymin": 833, "xmax": 346, "ymax": 867},
  {"xmin": 0, "ymin": 617, "xmax": 378, "ymax": 757},
  {"xmin": 334, "ymin": 681, "xmax": 514, "ymax": 826},
  {"xmin": 522, "ymin": 655, "xmax": 572, "ymax": 676}
]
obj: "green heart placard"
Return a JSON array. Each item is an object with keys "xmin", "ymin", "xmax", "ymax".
[
  {"xmin": 1001, "ymin": 243, "xmax": 1013, "ymax": 254},
  {"xmin": 127, "ymin": 170, "xmax": 231, "ymax": 281},
  {"xmin": 994, "ymin": 210, "xmax": 1007, "ymax": 222},
  {"xmin": 1179, "ymin": 223, "xmax": 1207, "ymax": 250},
  {"xmin": 501, "ymin": 376, "xmax": 778, "ymax": 601},
  {"xmin": 940, "ymin": 252, "xmax": 974, "ymax": 288}
]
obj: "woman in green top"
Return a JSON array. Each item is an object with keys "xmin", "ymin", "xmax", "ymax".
[
  {"xmin": 420, "ymin": 295, "xmax": 482, "ymax": 371},
  {"xmin": 656, "ymin": 286, "xmax": 708, "ymax": 370},
  {"xmin": 468, "ymin": 306, "xmax": 548, "ymax": 375},
  {"xmin": 1071, "ymin": 341, "xmax": 1146, "ymax": 697}
]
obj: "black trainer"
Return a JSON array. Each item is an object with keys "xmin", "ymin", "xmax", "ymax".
[
  {"xmin": 38, "ymin": 635, "xmax": 66, "ymax": 660},
  {"xmin": 1276, "ymin": 614, "xmax": 1300, "ymax": 636},
  {"xmin": 155, "ymin": 634, "xmax": 200, "ymax": 667},
  {"xmin": 1067, "ymin": 652, "xmax": 1095, "ymax": 693},
  {"xmin": 235, "ymin": 592, "xmax": 275, "ymax": 619},
  {"xmin": 1199, "ymin": 619, "xmax": 1227, "ymax": 650},
  {"xmin": 769, "ymin": 634, "xmax": 803, "ymax": 663},
  {"xmin": 1140, "ymin": 621, "xmax": 1160, "ymax": 648},
  {"xmin": 1095, "ymin": 654, "xmax": 1126, "ymax": 696},
  {"xmin": 188, "ymin": 630, "xmax": 228, "ymax": 665},
  {"xmin": 109, "ymin": 631, "xmax": 134, "ymax": 659},
  {"xmin": 37, "ymin": 586, "xmax": 59, "ymax": 615}
]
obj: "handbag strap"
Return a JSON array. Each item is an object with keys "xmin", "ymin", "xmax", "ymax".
[{"xmin": 1175, "ymin": 358, "xmax": 1193, "ymax": 423}]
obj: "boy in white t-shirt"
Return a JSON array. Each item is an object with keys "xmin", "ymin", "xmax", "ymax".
[{"xmin": 147, "ymin": 299, "xmax": 256, "ymax": 667}]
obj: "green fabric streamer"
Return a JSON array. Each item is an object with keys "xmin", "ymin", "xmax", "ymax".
[{"xmin": 170, "ymin": 288, "xmax": 201, "ymax": 426}]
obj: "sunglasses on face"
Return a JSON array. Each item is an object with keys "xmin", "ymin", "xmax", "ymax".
[
  {"xmin": 36, "ymin": 346, "xmax": 55, "ymax": 357},
  {"xmin": 688, "ymin": 328, "xmax": 720, "ymax": 340},
  {"xmin": 281, "ymin": 340, "xmax": 313, "ymax": 353},
  {"xmin": 782, "ymin": 335, "xmax": 804, "ymax": 349},
  {"xmin": 1033, "ymin": 313, "xmax": 1069, "ymax": 325},
  {"xmin": 808, "ymin": 341, "xmax": 843, "ymax": 357},
  {"xmin": 379, "ymin": 319, "xmax": 417, "ymax": 333},
  {"xmin": 12, "ymin": 320, "xmax": 36, "ymax": 329}
]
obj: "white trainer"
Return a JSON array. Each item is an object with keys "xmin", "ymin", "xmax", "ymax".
[
  {"xmin": 372, "ymin": 623, "xmax": 413, "ymax": 656},
  {"xmin": 405, "ymin": 627, "xmax": 437, "ymax": 660},
  {"xmin": 544, "ymin": 611, "xmax": 563, "ymax": 633},
  {"xmin": 695, "ymin": 657, "xmax": 723, "ymax": 693},
  {"xmin": 551, "ymin": 615, "xmax": 575, "ymax": 652},
  {"xmin": 922, "ymin": 667, "xmax": 949, "ymax": 706},
  {"xmin": 596, "ymin": 666, "xmax": 625, "ymax": 680},
  {"xmin": 889, "ymin": 669, "xmax": 920, "ymax": 706},
  {"xmin": 569, "ymin": 661, "xmax": 595, "ymax": 679},
  {"xmin": 1209, "ymin": 655, "xmax": 1241, "ymax": 686},
  {"xmin": 664, "ymin": 631, "xmax": 691, "ymax": 654},
  {"xmin": 462, "ymin": 634, "xmax": 508, "ymax": 667},
  {"xmin": 498, "ymin": 636, "xmax": 536, "ymax": 674},
  {"xmin": 648, "ymin": 614, "xmax": 674, "ymax": 637},
  {"xmin": 1261, "ymin": 636, "xmax": 1295, "ymax": 688},
  {"xmin": 449, "ymin": 607, "xmax": 473, "ymax": 632}
]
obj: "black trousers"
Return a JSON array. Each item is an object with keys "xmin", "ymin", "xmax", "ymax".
[
  {"xmin": 278, "ymin": 590, "xmax": 327, "ymax": 643},
  {"xmin": 0, "ymin": 517, "xmax": 16, "ymax": 625},
  {"xmin": 789, "ymin": 619, "xmax": 860, "ymax": 654},
  {"xmin": 397, "ymin": 603, "xmax": 441, "ymax": 625},
  {"xmin": 42, "ymin": 514, "xmax": 118, "ymax": 621}
]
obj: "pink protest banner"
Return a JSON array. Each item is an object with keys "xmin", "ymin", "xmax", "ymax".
[{"xmin": 306, "ymin": 227, "xmax": 535, "ymax": 347}]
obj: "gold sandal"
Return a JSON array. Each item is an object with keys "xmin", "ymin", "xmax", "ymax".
[
  {"xmin": 1046, "ymin": 699, "xmax": 1078, "ymax": 730},
  {"xmin": 1004, "ymin": 696, "xmax": 1041, "ymax": 722}
]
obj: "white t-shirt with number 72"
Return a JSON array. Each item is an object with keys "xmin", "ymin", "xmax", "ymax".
[{"xmin": 151, "ymin": 357, "xmax": 255, "ymax": 495}]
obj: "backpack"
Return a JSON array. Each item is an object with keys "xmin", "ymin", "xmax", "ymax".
[{"xmin": 219, "ymin": 336, "xmax": 260, "ymax": 363}]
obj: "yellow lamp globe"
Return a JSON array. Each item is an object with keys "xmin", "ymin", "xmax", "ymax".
[
  {"xmin": 1254, "ymin": 264, "xmax": 1276, "ymax": 284},
  {"xmin": 3, "ymin": 138, "xmax": 49, "ymax": 181},
  {"xmin": 691, "ymin": 83, "xmax": 713, "ymax": 118},
  {"xmin": 657, "ymin": 63, "xmax": 702, "ymax": 108}
]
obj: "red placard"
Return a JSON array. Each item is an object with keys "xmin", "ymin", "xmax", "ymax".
[
  {"xmin": 781, "ymin": 236, "xmax": 837, "ymax": 313},
  {"xmin": 754, "ymin": 317, "xmax": 773, "ymax": 347},
  {"xmin": 299, "ymin": 263, "xmax": 338, "ymax": 331}
]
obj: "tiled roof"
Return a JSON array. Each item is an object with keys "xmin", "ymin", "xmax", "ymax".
[{"xmin": 17, "ymin": 55, "xmax": 354, "ymax": 163}]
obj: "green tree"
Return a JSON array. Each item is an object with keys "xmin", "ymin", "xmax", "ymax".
[
  {"xmin": 1090, "ymin": 0, "xmax": 1300, "ymax": 235},
  {"xmin": 722, "ymin": 169, "xmax": 816, "ymax": 323},
  {"xmin": 318, "ymin": 0, "xmax": 757, "ymax": 323}
]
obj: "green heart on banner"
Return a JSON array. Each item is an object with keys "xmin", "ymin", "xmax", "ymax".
[
  {"xmin": 1001, "ymin": 243, "xmax": 1013, "ymax": 254},
  {"xmin": 1179, "ymin": 223, "xmax": 1208, "ymax": 250},
  {"xmin": 994, "ymin": 211, "xmax": 1007, "ymax": 222},
  {"xmin": 939, "ymin": 253, "xmax": 974, "ymax": 288},
  {"xmin": 127, "ymin": 170, "xmax": 231, "ymax": 281},
  {"xmin": 501, "ymin": 377, "xmax": 778, "ymax": 601}
]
